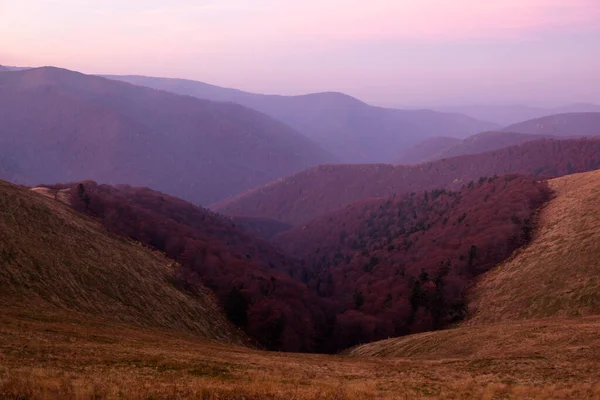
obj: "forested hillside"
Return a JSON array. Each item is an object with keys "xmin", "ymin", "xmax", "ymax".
[{"xmin": 214, "ymin": 138, "xmax": 600, "ymax": 225}]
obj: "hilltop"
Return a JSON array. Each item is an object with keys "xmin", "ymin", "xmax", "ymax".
[
  {"xmin": 105, "ymin": 74, "xmax": 497, "ymax": 163},
  {"xmin": 0, "ymin": 67, "xmax": 332, "ymax": 205},
  {"xmin": 213, "ymin": 138, "xmax": 600, "ymax": 225},
  {"xmin": 0, "ymin": 179, "xmax": 247, "ymax": 345}
]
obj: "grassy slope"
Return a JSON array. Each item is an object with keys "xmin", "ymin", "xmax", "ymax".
[
  {"xmin": 466, "ymin": 170, "xmax": 600, "ymax": 323},
  {"xmin": 0, "ymin": 180, "xmax": 246, "ymax": 345},
  {"xmin": 347, "ymin": 170, "xmax": 600, "ymax": 364}
]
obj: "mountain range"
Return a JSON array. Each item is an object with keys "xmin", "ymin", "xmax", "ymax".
[
  {"xmin": 105, "ymin": 74, "xmax": 498, "ymax": 163},
  {"xmin": 394, "ymin": 112, "xmax": 600, "ymax": 164},
  {"xmin": 0, "ymin": 67, "xmax": 333, "ymax": 205}
]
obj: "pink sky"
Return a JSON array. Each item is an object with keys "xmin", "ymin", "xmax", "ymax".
[{"xmin": 1, "ymin": 0, "xmax": 599, "ymax": 106}]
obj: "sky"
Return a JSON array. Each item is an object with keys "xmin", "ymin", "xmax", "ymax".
[{"xmin": 1, "ymin": 0, "xmax": 599, "ymax": 107}]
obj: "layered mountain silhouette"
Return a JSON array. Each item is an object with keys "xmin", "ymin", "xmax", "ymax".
[
  {"xmin": 105, "ymin": 75, "xmax": 498, "ymax": 163},
  {"xmin": 0, "ymin": 67, "xmax": 333, "ymax": 205},
  {"xmin": 395, "ymin": 132, "xmax": 557, "ymax": 164},
  {"xmin": 502, "ymin": 112, "xmax": 600, "ymax": 136},
  {"xmin": 394, "ymin": 137, "xmax": 461, "ymax": 164},
  {"xmin": 393, "ymin": 113, "xmax": 600, "ymax": 164},
  {"xmin": 441, "ymin": 104, "xmax": 600, "ymax": 126}
]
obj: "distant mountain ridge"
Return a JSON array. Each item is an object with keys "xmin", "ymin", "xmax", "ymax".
[
  {"xmin": 394, "ymin": 137, "xmax": 461, "ymax": 164},
  {"xmin": 0, "ymin": 67, "xmax": 334, "ymax": 205},
  {"xmin": 440, "ymin": 104, "xmax": 600, "ymax": 126},
  {"xmin": 396, "ymin": 132, "xmax": 558, "ymax": 164},
  {"xmin": 502, "ymin": 112, "xmax": 600, "ymax": 136},
  {"xmin": 393, "ymin": 113, "xmax": 600, "ymax": 165},
  {"xmin": 105, "ymin": 74, "xmax": 498, "ymax": 163}
]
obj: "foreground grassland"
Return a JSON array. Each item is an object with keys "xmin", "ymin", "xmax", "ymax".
[{"xmin": 1, "ymin": 305, "xmax": 600, "ymax": 400}]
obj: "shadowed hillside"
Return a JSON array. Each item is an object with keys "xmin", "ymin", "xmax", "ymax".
[
  {"xmin": 230, "ymin": 216, "xmax": 293, "ymax": 240},
  {"xmin": 105, "ymin": 75, "xmax": 498, "ymax": 163},
  {"xmin": 214, "ymin": 138, "xmax": 600, "ymax": 225},
  {"xmin": 0, "ymin": 180, "xmax": 247, "ymax": 345},
  {"xmin": 50, "ymin": 181, "xmax": 330, "ymax": 352},
  {"xmin": 0, "ymin": 67, "xmax": 333, "ymax": 205}
]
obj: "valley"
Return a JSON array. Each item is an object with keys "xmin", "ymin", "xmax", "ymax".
[{"xmin": 2, "ymin": 168, "xmax": 600, "ymax": 398}]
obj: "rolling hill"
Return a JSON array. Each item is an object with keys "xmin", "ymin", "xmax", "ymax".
[
  {"xmin": 0, "ymin": 179, "xmax": 247, "ymax": 345},
  {"xmin": 213, "ymin": 138, "xmax": 600, "ymax": 225},
  {"xmin": 347, "ymin": 170, "xmax": 600, "ymax": 364},
  {"xmin": 0, "ymin": 67, "xmax": 333, "ymax": 205},
  {"xmin": 502, "ymin": 112, "xmax": 600, "ymax": 136},
  {"xmin": 393, "ymin": 136, "xmax": 460, "ymax": 164},
  {"xmin": 440, "ymin": 103, "xmax": 600, "ymax": 126},
  {"xmin": 105, "ymin": 74, "xmax": 498, "ymax": 163},
  {"xmin": 394, "ymin": 112, "xmax": 600, "ymax": 165},
  {"xmin": 397, "ymin": 131, "xmax": 558, "ymax": 164}
]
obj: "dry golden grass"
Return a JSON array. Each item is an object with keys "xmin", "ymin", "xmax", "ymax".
[
  {"xmin": 2, "ymin": 306, "xmax": 600, "ymax": 400},
  {"xmin": 29, "ymin": 187, "xmax": 71, "ymax": 204},
  {"xmin": 348, "ymin": 316, "xmax": 600, "ymax": 360},
  {"xmin": 0, "ymin": 180, "xmax": 246, "ymax": 345},
  {"xmin": 467, "ymin": 170, "xmax": 600, "ymax": 324}
]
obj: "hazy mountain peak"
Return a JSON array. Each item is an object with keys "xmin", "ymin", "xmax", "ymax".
[{"xmin": 106, "ymin": 74, "xmax": 497, "ymax": 162}]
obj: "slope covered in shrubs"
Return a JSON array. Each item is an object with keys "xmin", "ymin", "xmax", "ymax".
[
  {"xmin": 51, "ymin": 174, "xmax": 552, "ymax": 352},
  {"xmin": 273, "ymin": 176, "xmax": 552, "ymax": 348}
]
